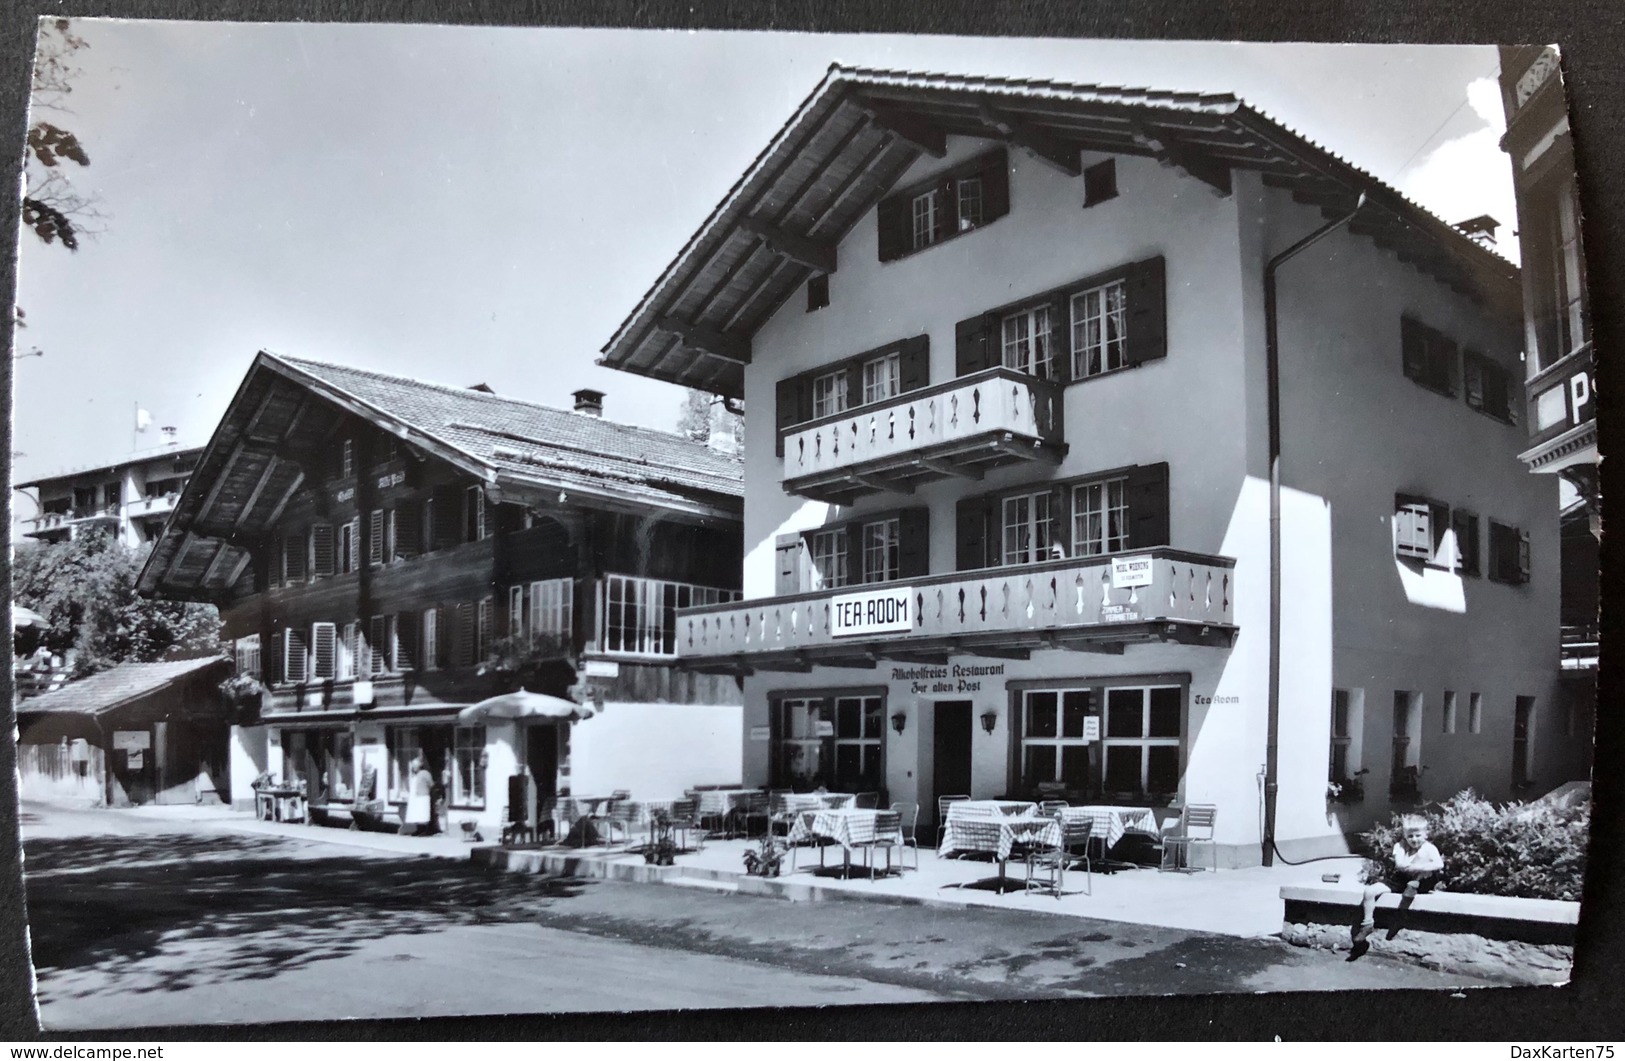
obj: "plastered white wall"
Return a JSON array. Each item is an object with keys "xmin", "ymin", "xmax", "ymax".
[{"xmin": 569, "ymin": 702, "xmax": 743, "ymax": 798}]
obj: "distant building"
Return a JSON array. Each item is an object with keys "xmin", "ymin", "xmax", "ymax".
[
  {"xmin": 17, "ymin": 442, "xmax": 203, "ymax": 548},
  {"xmin": 602, "ymin": 66, "xmax": 1588, "ymax": 865},
  {"xmin": 139, "ymin": 353, "xmax": 745, "ymax": 833}
]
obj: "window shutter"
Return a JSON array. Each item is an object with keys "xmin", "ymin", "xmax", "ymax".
[
  {"xmin": 1452, "ymin": 511, "xmax": 1480, "ymax": 577},
  {"xmin": 1123, "ymin": 256, "xmax": 1168, "ymax": 367},
  {"xmin": 456, "ymin": 603, "xmax": 475, "ymax": 667},
  {"xmin": 1436, "ymin": 336, "xmax": 1459, "ymax": 396},
  {"xmin": 1463, "ymin": 351, "xmax": 1485, "ymax": 410},
  {"xmin": 346, "ymin": 517, "xmax": 361, "ymax": 572},
  {"xmin": 846, "ymin": 524, "xmax": 864, "ymax": 586},
  {"xmin": 897, "ymin": 506, "xmax": 930, "ymax": 578},
  {"xmin": 898, "ymin": 335, "xmax": 930, "ymax": 393},
  {"xmin": 981, "ymin": 149, "xmax": 1010, "ymax": 222},
  {"xmin": 1400, "ymin": 318, "xmax": 1427, "ymax": 382},
  {"xmin": 935, "ymin": 178, "xmax": 955, "ymax": 243},
  {"xmin": 369, "ymin": 615, "xmax": 387, "ymax": 675},
  {"xmin": 776, "ymin": 376, "xmax": 802, "ymax": 458},
  {"xmin": 432, "ymin": 486, "xmax": 460, "ymax": 550},
  {"xmin": 393, "ymin": 500, "xmax": 420, "ymax": 559},
  {"xmin": 284, "ymin": 531, "xmax": 308, "ymax": 584},
  {"xmin": 312, "ymin": 623, "xmax": 336, "ymax": 680},
  {"xmin": 955, "ymin": 314, "xmax": 994, "ymax": 377},
  {"xmin": 284, "ymin": 627, "xmax": 308, "ymax": 684},
  {"xmin": 956, "ymin": 496, "xmax": 992, "ymax": 571},
  {"xmin": 1125, "ymin": 462, "xmax": 1171, "ymax": 548},
  {"xmin": 1047, "ymin": 292, "xmax": 1070, "ymax": 383},
  {"xmin": 1517, "ymin": 530, "xmax": 1531, "ymax": 584},
  {"xmin": 876, "ymin": 194, "xmax": 909, "ymax": 262},
  {"xmin": 421, "ymin": 610, "xmax": 438, "ymax": 672},
  {"xmin": 340, "ymin": 621, "xmax": 357, "ymax": 679},
  {"xmin": 266, "ymin": 628, "xmax": 282, "ymax": 684},
  {"xmin": 369, "ymin": 509, "xmax": 385, "ymax": 565},
  {"xmin": 775, "ymin": 533, "xmax": 802, "ymax": 595},
  {"xmin": 311, "ymin": 524, "xmax": 335, "ymax": 578}
]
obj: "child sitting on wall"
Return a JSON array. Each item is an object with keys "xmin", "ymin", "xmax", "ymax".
[{"xmin": 1355, "ymin": 814, "xmax": 1444, "ymax": 944}]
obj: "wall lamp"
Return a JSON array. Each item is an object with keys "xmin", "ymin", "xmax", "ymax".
[
  {"xmin": 890, "ymin": 711, "xmax": 907, "ymax": 735},
  {"xmin": 980, "ymin": 710, "xmax": 999, "ymax": 735}
]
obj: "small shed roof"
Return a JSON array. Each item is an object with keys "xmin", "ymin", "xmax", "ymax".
[{"xmin": 17, "ymin": 656, "xmax": 231, "ymax": 718}]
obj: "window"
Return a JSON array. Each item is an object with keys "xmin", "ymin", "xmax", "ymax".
[
  {"xmin": 1071, "ymin": 477, "xmax": 1128, "ymax": 557},
  {"xmin": 464, "ymin": 487, "xmax": 486, "ymax": 542},
  {"xmin": 1001, "ymin": 491, "xmax": 1054, "ymax": 566},
  {"xmin": 861, "ymin": 351, "xmax": 901, "ymax": 406},
  {"xmin": 476, "ymin": 598, "xmax": 492, "ymax": 660},
  {"xmin": 1400, "ymin": 317, "xmax": 1458, "ymax": 395},
  {"xmin": 308, "ymin": 623, "xmax": 336, "ymax": 681},
  {"xmin": 1391, "ymin": 691, "xmax": 1422, "ymax": 798},
  {"xmin": 598, "ymin": 575, "xmax": 738, "ymax": 657},
  {"xmin": 1512, "ymin": 696, "xmax": 1536, "ymax": 787},
  {"xmin": 340, "ymin": 621, "xmax": 358, "ymax": 680},
  {"xmin": 420, "ymin": 611, "xmax": 437, "ymax": 673},
  {"xmin": 508, "ymin": 579, "xmax": 574, "ymax": 649},
  {"xmin": 1001, "ymin": 305, "xmax": 1055, "ymax": 379},
  {"xmin": 861, "ymin": 518, "xmax": 900, "ymax": 584},
  {"xmin": 1083, "ymin": 159, "xmax": 1117, "ymax": 207},
  {"xmin": 1070, "ymin": 281, "xmax": 1128, "ymax": 378},
  {"xmin": 340, "ymin": 519, "xmax": 358, "ymax": 574},
  {"xmin": 1393, "ymin": 495, "xmax": 1450, "ymax": 566},
  {"xmin": 395, "ymin": 611, "xmax": 418, "ymax": 672},
  {"xmin": 811, "ymin": 370, "xmax": 847, "ymax": 420},
  {"xmin": 1443, "ymin": 690, "xmax": 1458, "ymax": 734},
  {"xmin": 387, "ymin": 725, "xmax": 424, "ymax": 803},
  {"xmin": 877, "ymin": 148, "xmax": 1009, "ymax": 262},
  {"xmin": 771, "ymin": 694, "xmax": 884, "ymax": 792},
  {"xmin": 311, "ymin": 525, "xmax": 335, "ymax": 578},
  {"xmin": 1488, "ymin": 521, "xmax": 1531, "ymax": 584},
  {"xmin": 102, "ymin": 482, "xmax": 121, "ymax": 510},
  {"xmin": 282, "ymin": 627, "xmax": 308, "ymax": 684},
  {"xmin": 810, "ymin": 529, "xmax": 848, "ymax": 590},
  {"xmin": 1469, "ymin": 693, "xmax": 1483, "ymax": 735},
  {"xmin": 1452, "ymin": 511, "xmax": 1480, "ymax": 577},
  {"xmin": 1021, "ymin": 689, "xmax": 1094, "ymax": 789},
  {"xmin": 383, "ymin": 509, "xmax": 398, "ymax": 563},
  {"xmin": 1463, "ymin": 351, "xmax": 1515, "ymax": 422},
  {"xmin": 369, "ymin": 509, "xmax": 385, "ymax": 565},
  {"xmin": 451, "ymin": 725, "xmax": 486, "ymax": 808},
  {"xmin": 1329, "ymin": 688, "xmax": 1364, "ymax": 783},
  {"xmin": 806, "ymin": 273, "xmax": 829, "ymax": 313},
  {"xmin": 340, "ymin": 439, "xmax": 354, "ymax": 479},
  {"xmin": 234, "ymin": 635, "xmax": 261, "ymax": 681},
  {"xmin": 1528, "ymin": 175, "xmax": 1588, "ymax": 373},
  {"xmin": 1103, "ymin": 686, "xmax": 1182, "ymax": 799}
]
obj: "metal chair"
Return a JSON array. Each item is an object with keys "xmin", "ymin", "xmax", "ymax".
[
  {"xmin": 767, "ymin": 790, "xmax": 795, "ymax": 836},
  {"xmin": 1039, "ymin": 800, "xmax": 1070, "ymax": 815},
  {"xmin": 854, "ymin": 809, "xmax": 902, "ymax": 880},
  {"xmin": 890, "ymin": 801, "xmax": 920, "ymax": 870},
  {"xmin": 937, "ymin": 795, "xmax": 969, "ymax": 852},
  {"xmin": 668, "ymin": 798, "xmax": 706, "ymax": 852},
  {"xmin": 1160, "ymin": 804, "xmax": 1218, "ymax": 872},
  {"xmin": 1026, "ymin": 813, "xmax": 1093, "ymax": 898},
  {"xmin": 604, "ymin": 800, "xmax": 641, "ymax": 850},
  {"xmin": 740, "ymin": 790, "xmax": 771, "ymax": 839},
  {"xmin": 853, "ymin": 791, "xmax": 880, "ymax": 809}
]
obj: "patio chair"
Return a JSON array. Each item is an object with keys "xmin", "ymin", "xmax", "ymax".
[
  {"xmin": 1160, "ymin": 803, "xmax": 1217, "ymax": 873},
  {"xmin": 1039, "ymin": 799, "xmax": 1070, "ymax": 815},
  {"xmin": 855, "ymin": 810, "xmax": 902, "ymax": 880},
  {"xmin": 890, "ymin": 801, "xmax": 920, "ymax": 870},
  {"xmin": 604, "ymin": 800, "xmax": 641, "ymax": 850},
  {"xmin": 668, "ymin": 798, "xmax": 706, "ymax": 853},
  {"xmin": 547, "ymin": 797, "xmax": 579, "ymax": 843},
  {"xmin": 853, "ymin": 791, "xmax": 880, "ymax": 810},
  {"xmin": 768, "ymin": 790, "xmax": 795, "ymax": 836},
  {"xmin": 1026, "ymin": 813, "xmax": 1093, "ymax": 898},
  {"xmin": 937, "ymin": 795, "xmax": 969, "ymax": 852},
  {"xmin": 740, "ymin": 790, "xmax": 771, "ymax": 839}
]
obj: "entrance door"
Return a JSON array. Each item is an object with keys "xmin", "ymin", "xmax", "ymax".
[
  {"xmin": 526, "ymin": 724, "xmax": 559, "ymax": 799},
  {"xmin": 931, "ymin": 701, "xmax": 974, "ymax": 836}
]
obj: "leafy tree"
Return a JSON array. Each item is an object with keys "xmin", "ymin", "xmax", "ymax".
[
  {"xmin": 23, "ymin": 18, "xmax": 98, "ymax": 251},
  {"xmin": 676, "ymin": 389, "xmax": 744, "ymax": 452},
  {"xmin": 11, "ymin": 530, "xmax": 223, "ymax": 678}
]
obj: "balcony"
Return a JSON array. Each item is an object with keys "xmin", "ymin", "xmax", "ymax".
[
  {"xmin": 130, "ymin": 493, "xmax": 179, "ymax": 520},
  {"xmin": 21, "ymin": 507, "xmax": 118, "ymax": 539},
  {"xmin": 780, "ymin": 367, "xmax": 1066, "ymax": 503},
  {"xmin": 675, "ymin": 547, "xmax": 1236, "ymax": 673}
]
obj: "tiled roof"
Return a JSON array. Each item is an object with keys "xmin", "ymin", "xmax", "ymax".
[
  {"xmin": 274, "ymin": 356, "xmax": 743, "ymax": 507},
  {"xmin": 18, "ymin": 656, "xmax": 231, "ymax": 716}
]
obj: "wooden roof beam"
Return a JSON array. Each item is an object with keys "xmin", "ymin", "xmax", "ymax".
[
  {"xmin": 198, "ymin": 539, "xmax": 235, "ymax": 588},
  {"xmin": 1129, "ymin": 121, "xmax": 1232, "ymax": 197},
  {"xmin": 261, "ymin": 468, "xmax": 307, "ymax": 529},
  {"xmin": 976, "ymin": 105, "xmax": 1081, "ymax": 177},
  {"xmin": 852, "ymin": 102, "xmax": 946, "ymax": 158},
  {"xmin": 739, "ymin": 218, "xmax": 837, "ymax": 274},
  {"xmin": 654, "ymin": 316, "xmax": 752, "ymax": 364}
]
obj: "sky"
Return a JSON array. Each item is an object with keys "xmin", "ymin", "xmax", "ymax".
[{"xmin": 10, "ymin": 22, "xmax": 1518, "ymax": 505}]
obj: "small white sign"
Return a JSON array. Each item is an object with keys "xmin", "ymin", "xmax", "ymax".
[
  {"xmin": 1083, "ymin": 716, "xmax": 1100, "ymax": 742},
  {"xmin": 306, "ymin": 691, "xmax": 323, "ymax": 709},
  {"xmin": 814, "ymin": 720, "xmax": 835, "ymax": 738},
  {"xmin": 351, "ymin": 680, "xmax": 375, "ymax": 706},
  {"xmin": 582, "ymin": 660, "xmax": 620, "ymax": 679},
  {"xmin": 112, "ymin": 730, "xmax": 150, "ymax": 751},
  {"xmin": 1111, "ymin": 554, "xmax": 1154, "ymax": 589},
  {"xmin": 830, "ymin": 585, "xmax": 914, "ymax": 638},
  {"xmin": 125, "ymin": 749, "xmax": 145, "ymax": 770},
  {"xmin": 749, "ymin": 726, "xmax": 771, "ymax": 742},
  {"xmin": 377, "ymin": 470, "xmax": 406, "ymax": 490}
]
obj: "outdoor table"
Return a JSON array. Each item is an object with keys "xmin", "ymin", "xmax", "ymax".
[
  {"xmin": 938, "ymin": 812, "xmax": 1061, "ymax": 891},
  {"xmin": 785, "ymin": 808, "xmax": 905, "ymax": 877},
  {"xmin": 692, "ymin": 787, "xmax": 756, "ymax": 835},
  {"xmin": 779, "ymin": 792, "xmax": 855, "ymax": 836},
  {"xmin": 1074, "ymin": 805, "xmax": 1159, "ymax": 862}
]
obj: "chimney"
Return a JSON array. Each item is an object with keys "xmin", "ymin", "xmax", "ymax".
[
  {"xmin": 161, "ymin": 426, "xmax": 178, "ymax": 447},
  {"xmin": 573, "ymin": 388, "xmax": 605, "ymax": 417},
  {"xmin": 1452, "ymin": 214, "xmax": 1500, "ymax": 249}
]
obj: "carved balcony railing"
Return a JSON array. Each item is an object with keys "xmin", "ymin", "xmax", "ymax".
[
  {"xmin": 780, "ymin": 366, "xmax": 1066, "ymax": 503},
  {"xmin": 675, "ymin": 547, "xmax": 1236, "ymax": 672}
]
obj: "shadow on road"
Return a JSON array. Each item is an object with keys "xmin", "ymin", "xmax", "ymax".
[{"xmin": 24, "ymin": 831, "xmax": 588, "ymax": 1000}]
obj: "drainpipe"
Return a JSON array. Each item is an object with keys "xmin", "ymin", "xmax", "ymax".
[{"xmin": 1262, "ymin": 191, "xmax": 1365, "ymax": 867}]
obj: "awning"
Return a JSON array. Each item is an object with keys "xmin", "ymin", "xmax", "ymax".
[
  {"xmin": 456, "ymin": 690, "xmax": 597, "ymax": 725},
  {"xmin": 12, "ymin": 605, "xmax": 48, "ymax": 631}
]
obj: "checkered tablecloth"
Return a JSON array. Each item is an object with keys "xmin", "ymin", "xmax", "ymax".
[
  {"xmin": 786, "ymin": 808, "xmax": 903, "ymax": 850},
  {"xmin": 1072, "ymin": 806, "xmax": 1158, "ymax": 849},
  {"xmin": 940, "ymin": 815, "xmax": 1061, "ymax": 862},
  {"xmin": 693, "ymin": 789, "xmax": 755, "ymax": 817},
  {"xmin": 945, "ymin": 799, "xmax": 1038, "ymax": 822}
]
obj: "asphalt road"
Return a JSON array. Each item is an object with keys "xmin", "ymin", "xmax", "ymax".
[{"xmin": 19, "ymin": 801, "xmax": 1498, "ymax": 1032}]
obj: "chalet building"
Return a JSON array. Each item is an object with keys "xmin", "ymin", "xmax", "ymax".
[
  {"xmin": 600, "ymin": 66, "xmax": 1591, "ymax": 865},
  {"xmin": 17, "ymin": 440, "xmax": 202, "ymax": 547},
  {"xmin": 138, "ymin": 353, "xmax": 744, "ymax": 833}
]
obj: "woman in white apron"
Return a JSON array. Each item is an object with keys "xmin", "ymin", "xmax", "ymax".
[{"xmin": 402, "ymin": 753, "xmax": 433, "ymax": 835}]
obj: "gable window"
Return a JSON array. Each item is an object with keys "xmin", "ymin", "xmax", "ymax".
[
  {"xmin": 810, "ymin": 528, "xmax": 848, "ymax": 590},
  {"xmin": 1002, "ymin": 305, "xmax": 1055, "ymax": 379},
  {"xmin": 1001, "ymin": 490, "xmax": 1055, "ymax": 566},
  {"xmin": 861, "ymin": 518, "xmax": 900, "ymax": 584},
  {"xmin": 1487, "ymin": 521, "xmax": 1531, "ymax": 584},
  {"xmin": 877, "ymin": 148, "xmax": 1010, "ymax": 262},
  {"xmin": 1070, "ymin": 280, "xmax": 1128, "ymax": 378},
  {"xmin": 811, "ymin": 370, "xmax": 847, "ymax": 420},
  {"xmin": 861, "ymin": 351, "xmax": 901, "ymax": 406},
  {"xmin": 1400, "ymin": 317, "xmax": 1458, "ymax": 396},
  {"xmin": 1071, "ymin": 476, "xmax": 1129, "ymax": 557},
  {"xmin": 1083, "ymin": 159, "xmax": 1118, "ymax": 207},
  {"xmin": 1463, "ymin": 350, "xmax": 1515, "ymax": 423}
]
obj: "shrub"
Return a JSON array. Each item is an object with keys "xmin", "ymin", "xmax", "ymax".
[{"xmin": 1360, "ymin": 790, "xmax": 1589, "ymax": 901}]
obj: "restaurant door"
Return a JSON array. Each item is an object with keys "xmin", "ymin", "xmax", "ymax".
[
  {"xmin": 931, "ymin": 701, "xmax": 974, "ymax": 833},
  {"xmin": 526, "ymin": 723, "xmax": 559, "ymax": 799}
]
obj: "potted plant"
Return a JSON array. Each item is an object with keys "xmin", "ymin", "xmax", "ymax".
[
  {"xmin": 643, "ymin": 808, "xmax": 678, "ymax": 866},
  {"xmin": 480, "ymin": 631, "xmax": 576, "ymax": 692},
  {"xmin": 742, "ymin": 835, "xmax": 785, "ymax": 877}
]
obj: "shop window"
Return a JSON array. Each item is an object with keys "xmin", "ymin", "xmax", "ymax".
[
  {"xmin": 1020, "ymin": 688, "xmax": 1094, "ymax": 791},
  {"xmin": 451, "ymin": 725, "xmax": 486, "ymax": 809},
  {"xmin": 770, "ymin": 694, "xmax": 885, "ymax": 793},
  {"xmin": 1400, "ymin": 317, "xmax": 1458, "ymax": 396},
  {"xmin": 387, "ymin": 726, "xmax": 424, "ymax": 803},
  {"xmin": 834, "ymin": 697, "xmax": 884, "ymax": 793},
  {"xmin": 1487, "ymin": 521, "xmax": 1531, "ymax": 584},
  {"xmin": 1101, "ymin": 685, "xmax": 1181, "ymax": 799},
  {"xmin": 321, "ymin": 731, "xmax": 355, "ymax": 802},
  {"xmin": 282, "ymin": 730, "xmax": 309, "ymax": 785}
]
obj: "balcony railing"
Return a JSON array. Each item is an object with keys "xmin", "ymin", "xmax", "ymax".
[
  {"xmin": 675, "ymin": 547, "xmax": 1235, "ymax": 671},
  {"xmin": 780, "ymin": 366, "xmax": 1066, "ymax": 503}
]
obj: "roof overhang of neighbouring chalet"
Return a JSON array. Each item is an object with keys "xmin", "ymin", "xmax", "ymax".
[
  {"xmin": 137, "ymin": 352, "xmax": 743, "ymax": 602},
  {"xmin": 599, "ymin": 65, "xmax": 1522, "ymax": 400}
]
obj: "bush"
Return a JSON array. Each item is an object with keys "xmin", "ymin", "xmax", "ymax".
[{"xmin": 1360, "ymin": 790, "xmax": 1589, "ymax": 901}]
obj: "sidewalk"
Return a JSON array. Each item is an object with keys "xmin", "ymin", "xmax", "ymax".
[{"xmin": 120, "ymin": 801, "xmax": 496, "ymax": 862}]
